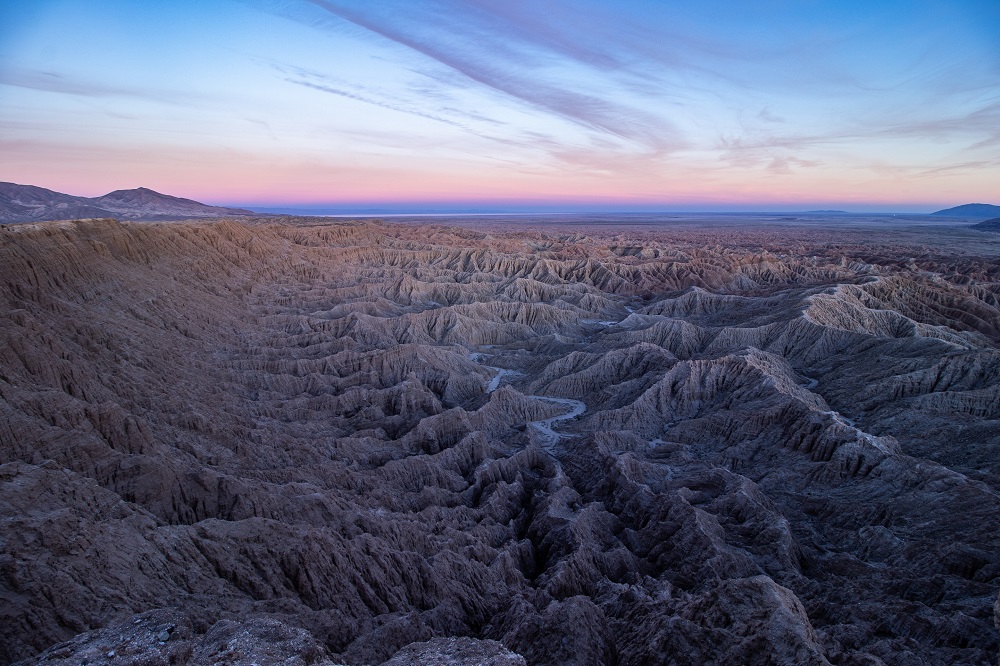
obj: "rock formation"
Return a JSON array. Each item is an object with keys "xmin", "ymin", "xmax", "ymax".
[{"xmin": 1, "ymin": 216, "xmax": 998, "ymax": 665}]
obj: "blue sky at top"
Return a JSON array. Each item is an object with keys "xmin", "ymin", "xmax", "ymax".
[{"xmin": 0, "ymin": 0, "xmax": 997, "ymax": 211}]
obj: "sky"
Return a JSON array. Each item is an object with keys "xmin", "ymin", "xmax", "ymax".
[{"xmin": 1, "ymin": 0, "xmax": 998, "ymax": 213}]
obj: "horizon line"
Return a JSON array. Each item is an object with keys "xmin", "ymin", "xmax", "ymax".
[{"xmin": 238, "ymin": 206, "xmax": 942, "ymax": 217}]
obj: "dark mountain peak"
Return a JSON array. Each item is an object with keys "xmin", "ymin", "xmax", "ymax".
[
  {"xmin": 93, "ymin": 187, "xmax": 254, "ymax": 217},
  {"xmin": 98, "ymin": 186, "xmax": 190, "ymax": 202},
  {"xmin": 99, "ymin": 187, "xmax": 182, "ymax": 204},
  {"xmin": 931, "ymin": 203, "xmax": 1000, "ymax": 217},
  {"xmin": 0, "ymin": 181, "xmax": 258, "ymax": 222},
  {"xmin": 0, "ymin": 182, "xmax": 86, "ymax": 206}
]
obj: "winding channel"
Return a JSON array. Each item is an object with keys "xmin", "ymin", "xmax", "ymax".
[
  {"xmin": 470, "ymin": 352, "xmax": 587, "ymax": 448},
  {"xmin": 527, "ymin": 396, "xmax": 586, "ymax": 447}
]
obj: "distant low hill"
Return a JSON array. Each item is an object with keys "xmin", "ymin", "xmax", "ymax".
[
  {"xmin": 970, "ymin": 218, "xmax": 1000, "ymax": 233},
  {"xmin": 0, "ymin": 182, "xmax": 257, "ymax": 223},
  {"xmin": 931, "ymin": 203, "xmax": 1000, "ymax": 217}
]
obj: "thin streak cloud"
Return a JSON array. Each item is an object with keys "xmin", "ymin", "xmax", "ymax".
[
  {"xmin": 299, "ymin": 0, "xmax": 686, "ymax": 153},
  {"xmin": 289, "ymin": 78, "xmax": 466, "ymax": 130},
  {"xmin": 0, "ymin": 66, "xmax": 196, "ymax": 105}
]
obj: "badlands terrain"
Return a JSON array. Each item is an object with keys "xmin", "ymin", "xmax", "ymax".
[{"xmin": 1, "ymin": 214, "xmax": 999, "ymax": 665}]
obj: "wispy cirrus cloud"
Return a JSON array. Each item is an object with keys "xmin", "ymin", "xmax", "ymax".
[
  {"xmin": 288, "ymin": 76, "xmax": 467, "ymax": 130},
  {"xmin": 260, "ymin": 0, "xmax": 1000, "ymax": 175},
  {"xmin": 718, "ymin": 96, "xmax": 1000, "ymax": 177},
  {"xmin": 284, "ymin": 0, "xmax": 688, "ymax": 154},
  {"xmin": 874, "ymin": 100, "xmax": 1000, "ymax": 149},
  {"xmin": 0, "ymin": 66, "xmax": 197, "ymax": 105},
  {"xmin": 912, "ymin": 157, "xmax": 1000, "ymax": 178}
]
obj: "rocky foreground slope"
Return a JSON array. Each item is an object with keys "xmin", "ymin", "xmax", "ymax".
[{"xmin": 1, "ymin": 217, "xmax": 999, "ymax": 665}]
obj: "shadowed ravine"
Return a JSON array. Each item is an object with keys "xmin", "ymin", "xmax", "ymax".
[{"xmin": 1, "ymin": 217, "xmax": 999, "ymax": 665}]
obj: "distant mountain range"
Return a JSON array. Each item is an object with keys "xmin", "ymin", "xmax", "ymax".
[
  {"xmin": 0, "ymin": 182, "xmax": 256, "ymax": 223},
  {"xmin": 3, "ymin": 182, "xmax": 998, "ymax": 223},
  {"xmin": 931, "ymin": 203, "xmax": 1000, "ymax": 217}
]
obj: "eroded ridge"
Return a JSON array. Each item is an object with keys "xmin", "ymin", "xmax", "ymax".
[{"xmin": 1, "ymin": 217, "xmax": 999, "ymax": 665}]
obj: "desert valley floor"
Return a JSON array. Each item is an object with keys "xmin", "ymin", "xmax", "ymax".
[{"xmin": 1, "ymin": 215, "xmax": 999, "ymax": 665}]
